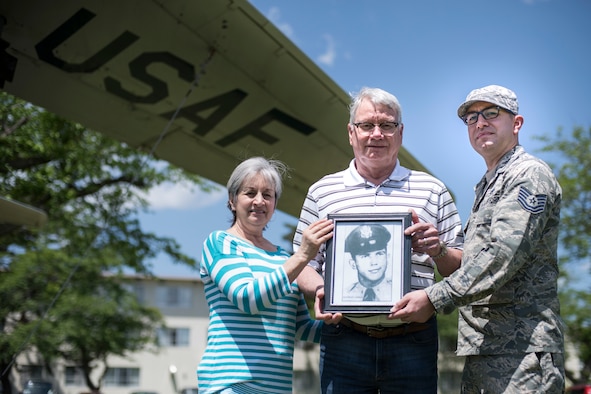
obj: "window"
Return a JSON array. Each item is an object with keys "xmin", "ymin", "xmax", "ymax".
[
  {"xmin": 157, "ymin": 327, "xmax": 190, "ymax": 346},
  {"xmin": 65, "ymin": 367, "xmax": 85, "ymax": 386},
  {"xmin": 103, "ymin": 367, "xmax": 139, "ymax": 387},
  {"xmin": 123, "ymin": 282, "xmax": 146, "ymax": 304},
  {"xmin": 19, "ymin": 365, "xmax": 44, "ymax": 382},
  {"xmin": 155, "ymin": 285, "xmax": 191, "ymax": 308}
]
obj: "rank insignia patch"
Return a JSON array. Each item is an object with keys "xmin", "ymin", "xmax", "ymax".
[{"xmin": 517, "ymin": 186, "xmax": 547, "ymax": 214}]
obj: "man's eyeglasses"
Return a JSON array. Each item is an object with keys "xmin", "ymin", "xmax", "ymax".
[
  {"xmin": 352, "ymin": 121, "xmax": 400, "ymax": 135},
  {"xmin": 462, "ymin": 105, "xmax": 513, "ymax": 126}
]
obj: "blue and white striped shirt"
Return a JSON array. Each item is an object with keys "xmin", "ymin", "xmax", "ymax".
[{"xmin": 197, "ymin": 231, "xmax": 322, "ymax": 394}]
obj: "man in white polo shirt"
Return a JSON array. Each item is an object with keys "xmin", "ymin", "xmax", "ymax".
[{"xmin": 293, "ymin": 86, "xmax": 464, "ymax": 394}]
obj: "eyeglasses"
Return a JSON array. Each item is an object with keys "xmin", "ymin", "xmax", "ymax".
[
  {"xmin": 352, "ymin": 121, "xmax": 400, "ymax": 135},
  {"xmin": 462, "ymin": 105, "xmax": 513, "ymax": 126}
]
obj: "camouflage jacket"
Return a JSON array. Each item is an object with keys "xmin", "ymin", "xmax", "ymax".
[{"xmin": 426, "ymin": 145, "xmax": 565, "ymax": 356}]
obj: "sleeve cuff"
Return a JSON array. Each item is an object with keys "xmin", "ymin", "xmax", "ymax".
[{"xmin": 425, "ymin": 282, "xmax": 456, "ymax": 315}]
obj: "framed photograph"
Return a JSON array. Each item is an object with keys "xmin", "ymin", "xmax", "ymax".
[{"xmin": 324, "ymin": 212, "xmax": 412, "ymax": 313}]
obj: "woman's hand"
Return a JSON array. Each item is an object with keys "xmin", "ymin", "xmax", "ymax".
[
  {"xmin": 297, "ymin": 219, "xmax": 334, "ymax": 261},
  {"xmin": 285, "ymin": 219, "xmax": 333, "ymax": 283}
]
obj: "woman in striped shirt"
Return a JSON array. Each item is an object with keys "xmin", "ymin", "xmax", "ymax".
[{"xmin": 197, "ymin": 157, "xmax": 333, "ymax": 394}]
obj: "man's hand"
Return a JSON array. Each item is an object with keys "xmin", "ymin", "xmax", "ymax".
[
  {"xmin": 388, "ymin": 290, "xmax": 435, "ymax": 323},
  {"xmin": 314, "ymin": 285, "xmax": 343, "ymax": 324},
  {"xmin": 404, "ymin": 209, "xmax": 441, "ymax": 257}
]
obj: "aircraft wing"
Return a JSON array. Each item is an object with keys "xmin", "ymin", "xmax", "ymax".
[
  {"xmin": 0, "ymin": 197, "xmax": 47, "ymax": 235},
  {"xmin": 0, "ymin": 0, "xmax": 428, "ymax": 218}
]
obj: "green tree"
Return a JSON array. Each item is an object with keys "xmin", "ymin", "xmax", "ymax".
[
  {"xmin": 536, "ymin": 126, "xmax": 591, "ymax": 384},
  {"xmin": 0, "ymin": 92, "xmax": 209, "ymax": 393}
]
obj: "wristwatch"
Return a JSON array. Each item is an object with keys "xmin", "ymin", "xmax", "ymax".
[{"xmin": 432, "ymin": 241, "xmax": 448, "ymax": 260}]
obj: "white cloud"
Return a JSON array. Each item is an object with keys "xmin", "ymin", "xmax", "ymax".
[
  {"xmin": 267, "ymin": 7, "xmax": 295, "ymax": 38},
  {"xmin": 142, "ymin": 182, "xmax": 226, "ymax": 211},
  {"xmin": 262, "ymin": 5, "xmax": 338, "ymax": 69},
  {"xmin": 317, "ymin": 34, "xmax": 336, "ymax": 66}
]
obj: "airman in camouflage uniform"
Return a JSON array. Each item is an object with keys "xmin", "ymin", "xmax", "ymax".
[{"xmin": 390, "ymin": 85, "xmax": 565, "ymax": 393}]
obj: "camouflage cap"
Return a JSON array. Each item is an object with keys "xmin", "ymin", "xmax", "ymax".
[
  {"xmin": 345, "ymin": 224, "xmax": 391, "ymax": 256},
  {"xmin": 457, "ymin": 85, "xmax": 519, "ymax": 118}
]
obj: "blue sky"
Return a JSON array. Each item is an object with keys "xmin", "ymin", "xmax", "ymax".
[{"xmin": 140, "ymin": 0, "xmax": 591, "ymax": 283}]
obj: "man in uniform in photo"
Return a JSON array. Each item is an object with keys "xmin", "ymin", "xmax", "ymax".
[{"xmin": 343, "ymin": 224, "xmax": 392, "ymax": 302}]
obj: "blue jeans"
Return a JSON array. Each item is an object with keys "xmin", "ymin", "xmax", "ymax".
[{"xmin": 320, "ymin": 317, "xmax": 438, "ymax": 394}]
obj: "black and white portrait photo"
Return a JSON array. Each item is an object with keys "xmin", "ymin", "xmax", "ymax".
[
  {"xmin": 342, "ymin": 223, "xmax": 393, "ymax": 302},
  {"xmin": 324, "ymin": 213, "xmax": 411, "ymax": 313}
]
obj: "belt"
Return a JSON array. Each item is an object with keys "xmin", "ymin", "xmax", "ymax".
[{"xmin": 339, "ymin": 318, "xmax": 431, "ymax": 339}]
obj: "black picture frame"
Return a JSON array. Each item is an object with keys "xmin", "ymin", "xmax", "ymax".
[{"xmin": 324, "ymin": 212, "xmax": 412, "ymax": 313}]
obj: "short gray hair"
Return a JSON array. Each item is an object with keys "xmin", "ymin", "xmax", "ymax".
[
  {"xmin": 226, "ymin": 157, "xmax": 289, "ymax": 223},
  {"xmin": 348, "ymin": 87, "xmax": 403, "ymax": 124}
]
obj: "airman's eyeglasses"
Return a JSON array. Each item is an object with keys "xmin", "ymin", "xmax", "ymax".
[
  {"xmin": 352, "ymin": 121, "xmax": 400, "ymax": 135},
  {"xmin": 462, "ymin": 105, "xmax": 513, "ymax": 126}
]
